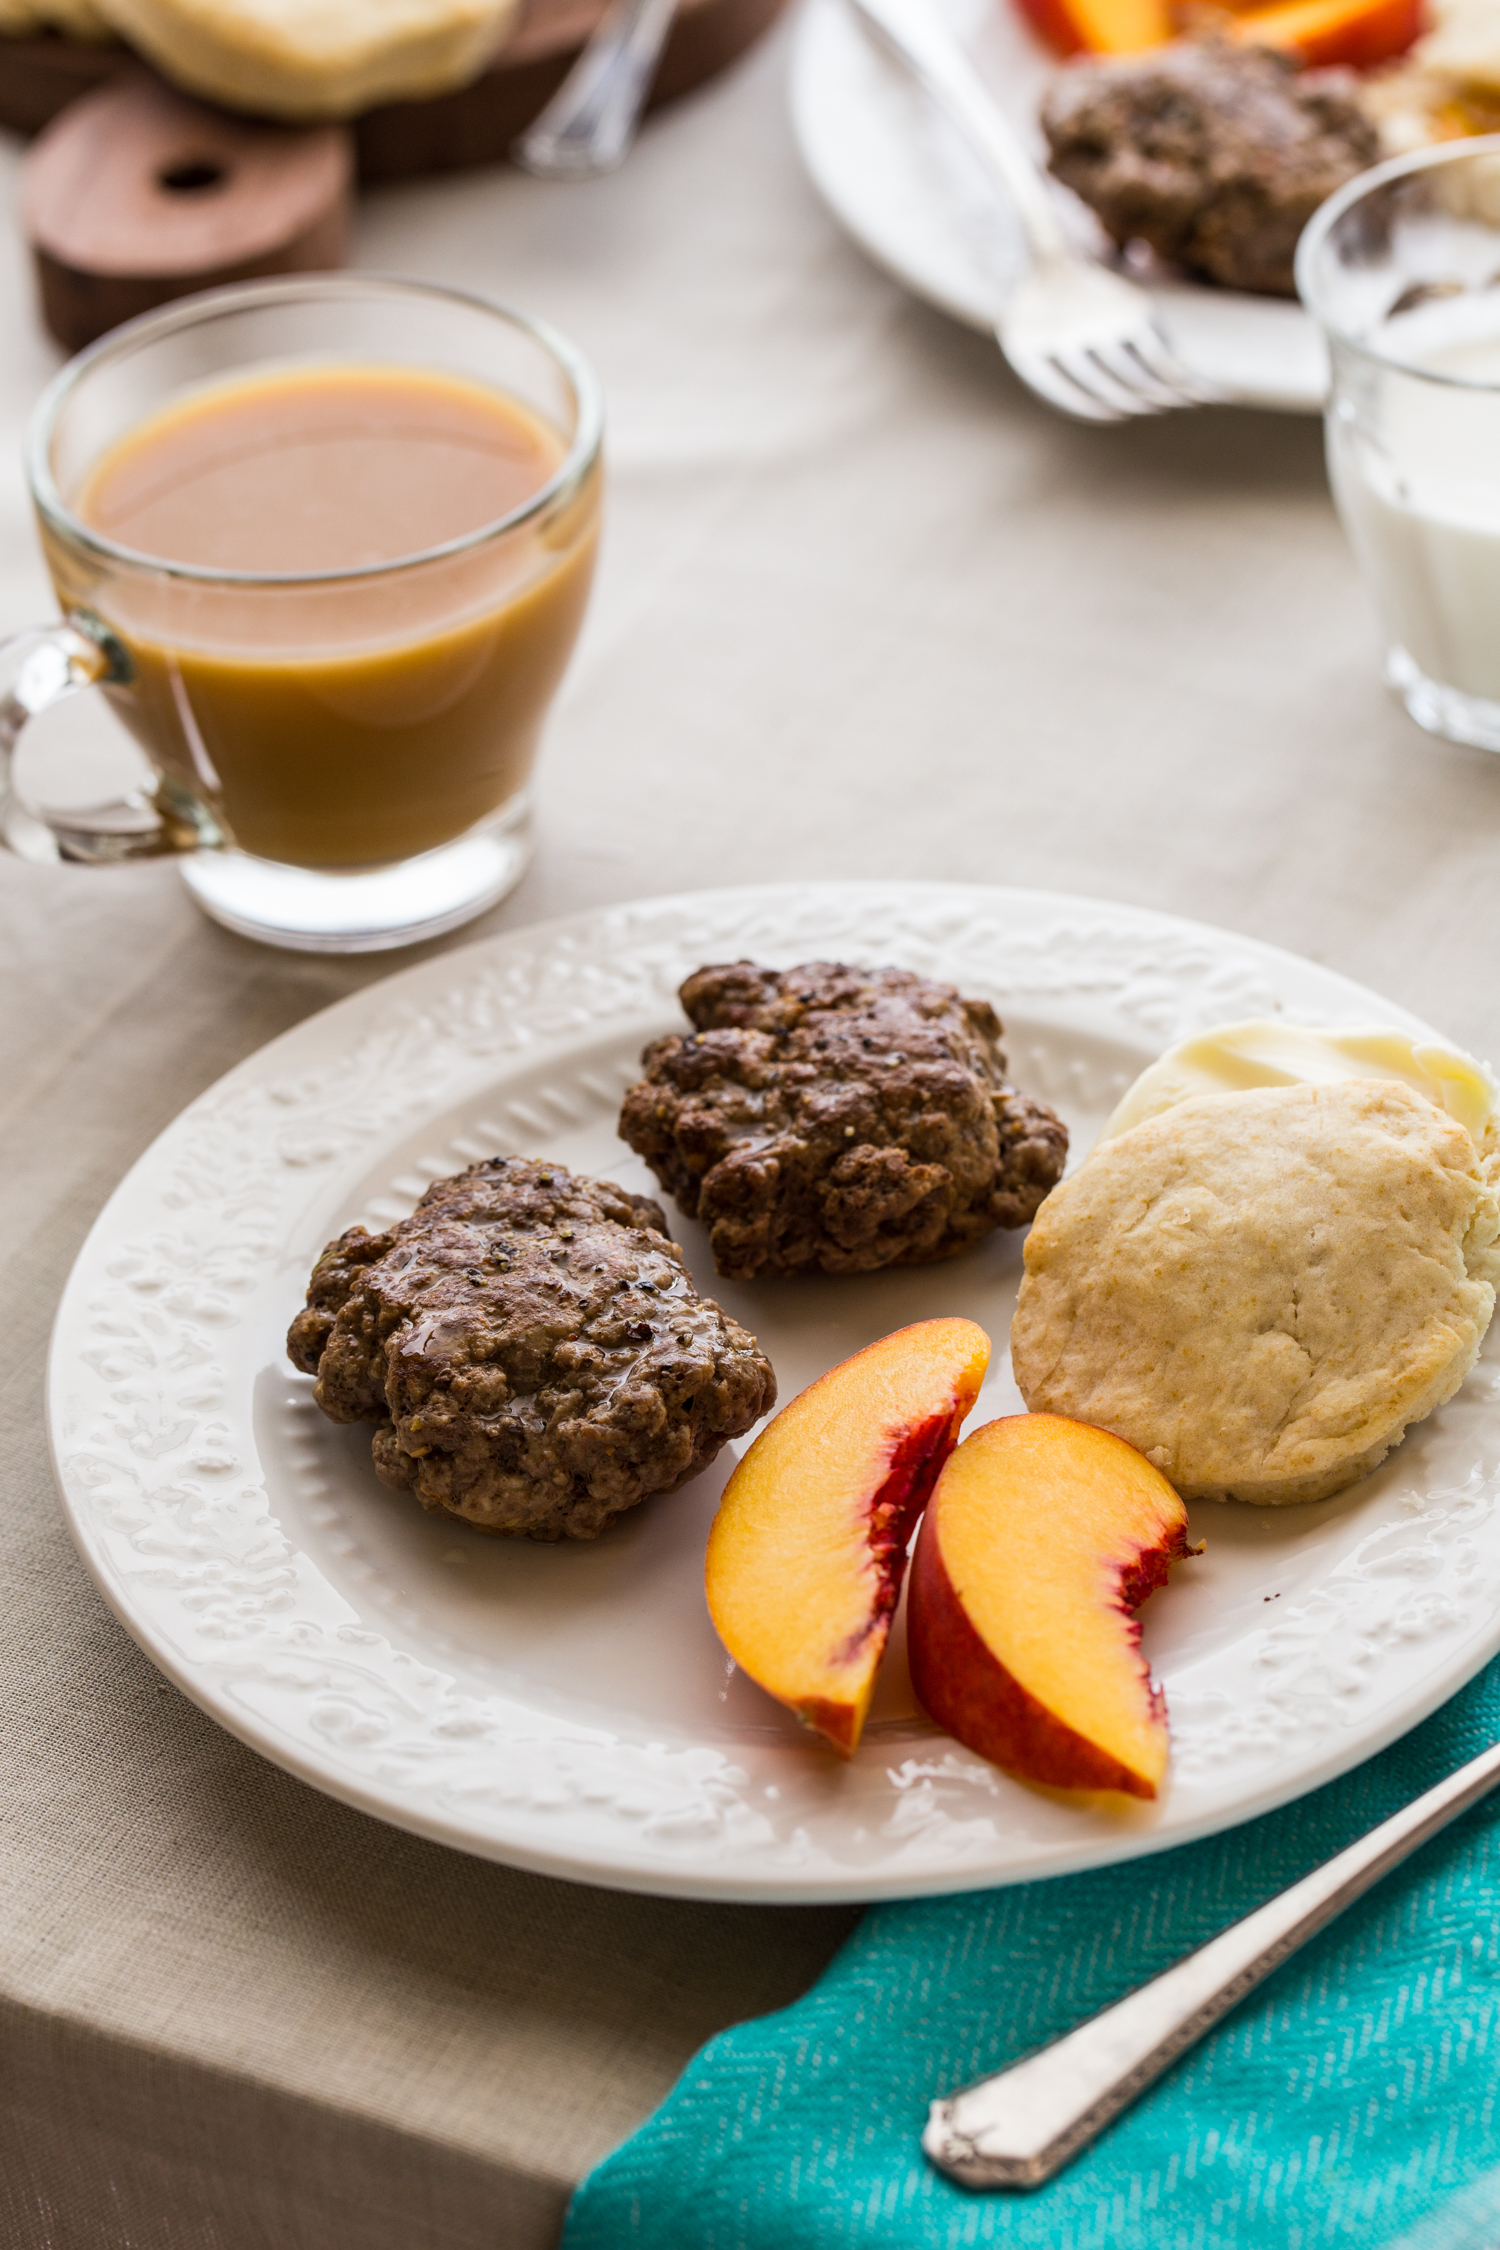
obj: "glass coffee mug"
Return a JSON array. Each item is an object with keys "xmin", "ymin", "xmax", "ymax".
[{"xmin": 0, "ymin": 276, "xmax": 603, "ymax": 949}]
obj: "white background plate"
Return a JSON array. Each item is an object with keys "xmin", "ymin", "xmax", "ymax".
[
  {"xmin": 790, "ymin": 0, "xmax": 1331, "ymax": 414},
  {"xmin": 48, "ymin": 883, "xmax": 1500, "ymax": 1901}
]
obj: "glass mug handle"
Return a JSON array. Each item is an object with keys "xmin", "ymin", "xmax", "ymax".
[{"xmin": 0, "ymin": 613, "xmax": 220, "ymax": 864}]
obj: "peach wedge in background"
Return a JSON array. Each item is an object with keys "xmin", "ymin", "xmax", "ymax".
[
  {"xmin": 705, "ymin": 1318, "xmax": 990, "ymax": 1755},
  {"xmin": 908, "ymin": 1414, "xmax": 1192, "ymax": 1800}
]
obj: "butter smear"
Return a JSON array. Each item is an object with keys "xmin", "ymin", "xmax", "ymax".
[{"xmin": 1100, "ymin": 1021, "xmax": 1500, "ymax": 1149}]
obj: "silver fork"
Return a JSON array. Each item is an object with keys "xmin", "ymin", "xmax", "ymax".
[
  {"xmin": 843, "ymin": 0, "xmax": 1216, "ymax": 422},
  {"xmin": 925, "ymin": 1732, "xmax": 1500, "ymax": 2189},
  {"xmin": 514, "ymin": 0, "xmax": 680, "ymax": 177}
]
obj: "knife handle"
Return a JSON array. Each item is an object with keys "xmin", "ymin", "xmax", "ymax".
[{"xmin": 925, "ymin": 1736, "xmax": 1500, "ymax": 2190}]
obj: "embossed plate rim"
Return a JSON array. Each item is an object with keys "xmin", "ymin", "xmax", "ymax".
[{"xmin": 45, "ymin": 880, "xmax": 1500, "ymax": 1900}]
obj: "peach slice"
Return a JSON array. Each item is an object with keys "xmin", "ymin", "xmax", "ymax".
[
  {"xmin": 908, "ymin": 1414, "xmax": 1190, "ymax": 1799},
  {"xmin": 1229, "ymin": 0, "xmax": 1424, "ymax": 70},
  {"xmin": 1015, "ymin": 0, "xmax": 1171, "ymax": 57},
  {"xmin": 705, "ymin": 1318, "xmax": 990, "ymax": 1756}
]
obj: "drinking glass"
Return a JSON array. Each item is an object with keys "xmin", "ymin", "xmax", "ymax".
[
  {"xmin": 1298, "ymin": 137, "xmax": 1500, "ymax": 753},
  {"xmin": 0, "ymin": 275, "xmax": 603, "ymax": 950}
]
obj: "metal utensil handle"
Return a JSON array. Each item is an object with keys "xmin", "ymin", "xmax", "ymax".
[
  {"xmin": 926, "ymin": 1737, "xmax": 1500, "ymax": 2190},
  {"xmin": 514, "ymin": 0, "xmax": 679, "ymax": 177},
  {"xmin": 841, "ymin": 0, "xmax": 1069, "ymax": 260}
]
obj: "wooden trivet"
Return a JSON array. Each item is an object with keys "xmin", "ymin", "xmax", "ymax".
[{"xmin": 22, "ymin": 75, "xmax": 351, "ymax": 351}]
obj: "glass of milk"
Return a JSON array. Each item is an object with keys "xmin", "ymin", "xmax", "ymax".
[{"xmin": 1298, "ymin": 138, "xmax": 1500, "ymax": 752}]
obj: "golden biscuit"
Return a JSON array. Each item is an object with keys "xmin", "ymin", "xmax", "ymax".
[{"xmin": 1010, "ymin": 1079, "xmax": 1500, "ymax": 1506}]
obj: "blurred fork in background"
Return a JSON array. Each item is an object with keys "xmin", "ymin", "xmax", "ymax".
[
  {"xmin": 515, "ymin": 0, "xmax": 681, "ymax": 175},
  {"xmin": 844, "ymin": 0, "xmax": 1218, "ymax": 421}
]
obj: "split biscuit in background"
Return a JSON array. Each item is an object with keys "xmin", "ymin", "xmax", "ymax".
[
  {"xmin": 92, "ymin": 0, "xmax": 522, "ymax": 121},
  {"xmin": 0, "ymin": 0, "xmax": 111, "ymax": 32},
  {"xmin": 1011, "ymin": 1077, "xmax": 1500, "ymax": 1507}
]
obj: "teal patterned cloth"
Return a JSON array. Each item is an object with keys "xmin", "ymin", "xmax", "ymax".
[{"xmin": 562, "ymin": 1660, "xmax": 1500, "ymax": 2250}]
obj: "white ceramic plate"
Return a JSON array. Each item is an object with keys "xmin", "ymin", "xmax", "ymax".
[
  {"xmin": 49, "ymin": 882, "xmax": 1500, "ymax": 1901},
  {"xmin": 790, "ymin": 0, "xmax": 1331, "ymax": 414}
]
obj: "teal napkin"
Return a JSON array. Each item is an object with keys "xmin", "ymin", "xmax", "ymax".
[{"xmin": 563, "ymin": 1658, "xmax": 1500, "ymax": 2249}]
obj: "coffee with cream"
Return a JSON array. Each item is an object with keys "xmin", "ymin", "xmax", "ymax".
[{"xmin": 53, "ymin": 362, "xmax": 599, "ymax": 867}]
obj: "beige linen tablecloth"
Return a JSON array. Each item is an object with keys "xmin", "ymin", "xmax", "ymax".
[{"xmin": 4, "ymin": 20, "xmax": 1500, "ymax": 2247}]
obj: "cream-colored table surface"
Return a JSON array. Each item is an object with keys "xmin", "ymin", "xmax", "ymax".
[{"xmin": 5, "ymin": 18, "xmax": 1500, "ymax": 2249}]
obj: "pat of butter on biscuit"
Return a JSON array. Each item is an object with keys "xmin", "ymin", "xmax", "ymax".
[{"xmin": 1101, "ymin": 1020, "xmax": 1500, "ymax": 1149}]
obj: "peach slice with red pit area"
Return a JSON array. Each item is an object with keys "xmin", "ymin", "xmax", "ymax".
[
  {"xmin": 908, "ymin": 1414, "xmax": 1192, "ymax": 1799},
  {"xmin": 705, "ymin": 1318, "xmax": 991, "ymax": 1755}
]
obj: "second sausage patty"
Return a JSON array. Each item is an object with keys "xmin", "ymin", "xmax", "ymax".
[{"xmin": 618, "ymin": 960, "xmax": 1068, "ymax": 1280}]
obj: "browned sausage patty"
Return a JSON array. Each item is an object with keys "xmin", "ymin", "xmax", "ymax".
[
  {"xmin": 1042, "ymin": 38, "xmax": 1378, "ymax": 297},
  {"xmin": 618, "ymin": 960, "xmax": 1067, "ymax": 1281},
  {"xmin": 288, "ymin": 1156, "xmax": 775, "ymax": 1540}
]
